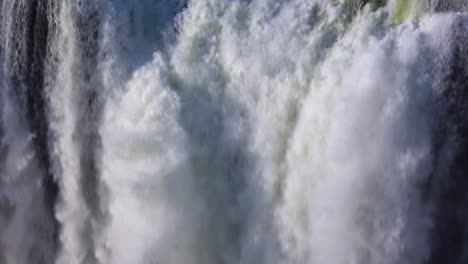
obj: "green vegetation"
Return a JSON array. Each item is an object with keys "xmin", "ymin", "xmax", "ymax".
[
  {"xmin": 392, "ymin": 0, "xmax": 429, "ymax": 24},
  {"xmin": 392, "ymin": 0, "xmax": 411, "ymax": 24}
]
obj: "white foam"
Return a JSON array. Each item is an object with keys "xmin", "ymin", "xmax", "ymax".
[{"xmin": 46, "ymin": 0, "xmax": 462, "ymax": 263}]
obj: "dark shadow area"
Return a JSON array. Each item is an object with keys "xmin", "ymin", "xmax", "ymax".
[
  {"xmin": 170, "ymin": 68, "xmax": 269, "ymax": 261},
  {"xmin": 0, "ymin": 0, "xmax": 59, "ymax": 260},
  {"xmin": 434, "ymin": 0, "xmax": 468, "ymax": 12},
  {"xmin": 427, "ymin": 15, "xmax": 468, "ymax": 264},
  {"xmin": 72, "ymin": 2, "xmax": 106, "ymax": 263}
]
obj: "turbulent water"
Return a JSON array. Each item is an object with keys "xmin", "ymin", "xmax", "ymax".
[{"xmin": 0, "ymin": 0, "xmax": 467, "ymax": 263}]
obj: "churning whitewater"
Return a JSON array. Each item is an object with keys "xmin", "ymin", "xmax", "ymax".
[{"xmin": 0, "ymin": 0, "xmax": 467, "ymax": 264}]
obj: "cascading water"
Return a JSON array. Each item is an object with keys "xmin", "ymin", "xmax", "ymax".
[{"xmin": 0, "ymin": 0, "xmax": 466, "ymax": 264}]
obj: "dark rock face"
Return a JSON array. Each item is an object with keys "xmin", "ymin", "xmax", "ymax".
[
  {"xmin": 358, "ymin": 0, "xmax": 386, "ymax": 10},
  {"xmin": 428, "ymin": 16, "xmax": 468, "ymax": 264},
  {"xmin": 0, "ymin": 0, "xmax": 58, "ymax": 224},
  {"xmin": 26, "ymin": 0, "xmax": 58, "ymax": 211},
  {"xmin": 0, "ymin": 0, "xmax": 60, "ymax": 261}
]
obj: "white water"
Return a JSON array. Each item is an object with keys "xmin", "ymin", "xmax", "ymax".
[
  {"xmin": 0, "ymin": 0, "xmax": 467, "ymax": 263},
  {"xmin": 96, "ymin": 1, "xmax": 455, "ymax": 263}
]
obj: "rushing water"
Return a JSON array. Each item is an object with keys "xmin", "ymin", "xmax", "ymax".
[{"xmin": 0, "ymin": 0, "xmax": 467, "ymax": 264}]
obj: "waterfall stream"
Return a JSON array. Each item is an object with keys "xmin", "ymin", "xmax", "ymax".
[{"xmin": 0, "ymin": 1, "xmax": 467, "ymax": 263}]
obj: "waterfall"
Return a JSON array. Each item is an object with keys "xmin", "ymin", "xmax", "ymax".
[{"xmin": 0, "ymin": 0, "xmax": 467, "ymax": 264}]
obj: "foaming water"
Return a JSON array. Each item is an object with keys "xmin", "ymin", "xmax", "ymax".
[
  {"xmin": 280, "ymin": 14, "xmax": 454, "ymax": 263},
  {"xmin": 97, "ymin": 1, "xmax": 463, "ymax": 263},
  {"xmin": 0, "ymin": 0, "xmax": 467, "ymax": 263}
]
